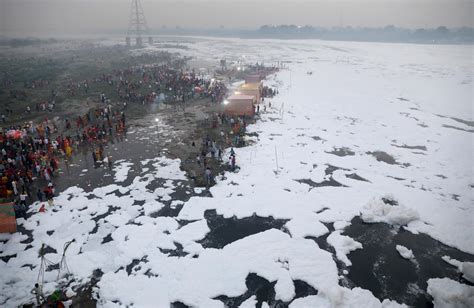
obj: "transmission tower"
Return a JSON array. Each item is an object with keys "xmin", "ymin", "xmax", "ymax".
[{"xmin": 126, "ymin": 0, "xmax": 152, "ymax": 47}]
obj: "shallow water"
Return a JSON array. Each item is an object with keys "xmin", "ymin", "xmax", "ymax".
[
  {"xmin": 214, "ymin": 273, "xmax": 318, "ymax": 308},
  {"xmin": 198, "ymin": 210, "xmax": 289, "ymax": 249},
  {"xmin": 344, "ymin": 217, "xmax": 474, "ymax": 306}
]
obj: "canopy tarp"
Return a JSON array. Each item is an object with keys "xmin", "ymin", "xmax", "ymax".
[
  {"xmin": 6, "ymin": 130, "xmax": 22, "ymax": 140},
  {"xmin": 0, "ymin": 202, "xmax": 17, "ymax": 233}
]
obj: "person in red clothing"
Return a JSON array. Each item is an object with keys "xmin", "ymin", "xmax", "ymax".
[{"xmin": 44, "ymin": 184, "xmax": 54, "ymax": 206}]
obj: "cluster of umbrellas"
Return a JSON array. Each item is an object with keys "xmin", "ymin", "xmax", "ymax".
[{"xmin": 5, "ymin": 129, "xmax": 24, "ymax": 140}]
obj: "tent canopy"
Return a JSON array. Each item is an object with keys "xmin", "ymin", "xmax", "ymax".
[
  {"xmin": 239, "ymin": 82, "xmax": 261, "ymax": 90},
  {"xmin": 228, "ymin": 94, "xmax": 255, "ymax": 101},
  {"xmin": 0, "ymin": 202, "xmax": 17, "ymax": 233}
]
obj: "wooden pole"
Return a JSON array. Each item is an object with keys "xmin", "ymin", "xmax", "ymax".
[{"xmin": 274, "ymin": 145, "xmax": 279, "ymax": 171}]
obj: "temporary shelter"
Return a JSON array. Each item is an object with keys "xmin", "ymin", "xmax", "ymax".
[
  {"xmin": 235, "ymin": 82, "xmax": 262, "ymax": 103},
  {"xmin": 224, "ymin": 95, "xmax": 256, "ymax": 117},
  {"xmin": 0, "ymin": 202, "xmax": 17, "ymax": 233},
  {"xmin": 245, "ymin": 74, "xmax": 263, "ymax": 84}
]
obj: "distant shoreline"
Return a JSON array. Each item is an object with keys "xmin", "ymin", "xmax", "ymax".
[{"xmin": 2, "ymin": 24, "xmax": 474, "ymax": 45}]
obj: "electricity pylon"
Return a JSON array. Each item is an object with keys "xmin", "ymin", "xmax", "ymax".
[{"xmin": 126, "ymin": 0, "xmax": 152, "ymax": 47}]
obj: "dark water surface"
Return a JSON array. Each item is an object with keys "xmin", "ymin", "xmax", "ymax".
[{"xmin": 344, "ymin": 217, "xmax": 474, "ymax": 306}]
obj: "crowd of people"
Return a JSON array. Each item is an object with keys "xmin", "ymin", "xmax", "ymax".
[
  {"xmin": 2, "ymin": 50, "xmax": 281, "ymax": 222},
  {"xmin": 2, "ymin": 54, "xmax": 229, "ymax": 125},
  {"xmin": 190, "ymin": 80, "xmax": 279, "ymax": 187},
  {"xmin": 1, "ymin": 60, "xmax": 231, "ymax": 215},
  {"xmin": 0, "ymin": 120, "xmax": 60, "ymax": 218},
  {"xmin": 71, "ymin": 102, "xmax": 127, "ymax": 143},
  {"xmin": 192, "ymin": 109, "xmax": 258, "ymax": 187},
  {"xmin": 3, "ymin": 68, "xmax": 226, "ymax": 197},
  {"xmin": 106, "ymin": 65, "xmax": 228, "ymax": 107},
  {"xmin": 0, "ymin": 100, "xmax": 129, "ymax": 218},
  {"xmin": 33, "ymin": 64, "xmax": 229, "ymax": 109}
]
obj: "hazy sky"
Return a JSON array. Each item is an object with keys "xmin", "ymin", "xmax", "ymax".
[{"xmin": 1, "ymin": 0, "xmax": 472, "ymax": 37}]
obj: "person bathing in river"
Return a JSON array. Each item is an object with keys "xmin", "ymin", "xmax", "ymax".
[
  {"xmin": 205, "ymin": 167, "xmax": 212, "ymax": 187},
  {"xmin": 19, "ymin": 190, "xmax": 28, "ymax": 206},
  {"xmin": 91, "ymin": 149, "xmax": 97, "ymax": 163},
  {"xmin": 231, "ymin": 154, "xmax": 236, "ymax": 171}
]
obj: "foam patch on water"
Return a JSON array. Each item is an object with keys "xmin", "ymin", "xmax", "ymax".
[
  {"xmin": 427, "ymin": 278, "xmax": 474, "ymax": 308},
  {"xmin": 327, "ymin": 231, "xmax": 363, "ymax": 266},
  {"xmin": 361, "ymin": 197, "xmax": 420, "ymax": 226},
  {"xmin": 396, "ymin": 245, "xmax": 414, "ymax": 260},
  {"xmin": 113, "ymin": 160, "xmax": 134, "ymax": 182}
]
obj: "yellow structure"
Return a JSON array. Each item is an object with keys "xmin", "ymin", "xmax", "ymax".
[
  {"xmin": 224, "ymin": 95, "xmax": 256, "ymax": 117},
  {"xmin": 245, "ymin": 75, "xmax": 263, "ymax": 84},
  {"xmin": 235, "ymin": 82, "xmax": 262, "ymax": 103}
]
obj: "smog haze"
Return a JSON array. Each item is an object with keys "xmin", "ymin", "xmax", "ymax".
[{"xmin": 1, "ymin": 0, "xmax": 473, "ymax": 37}]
